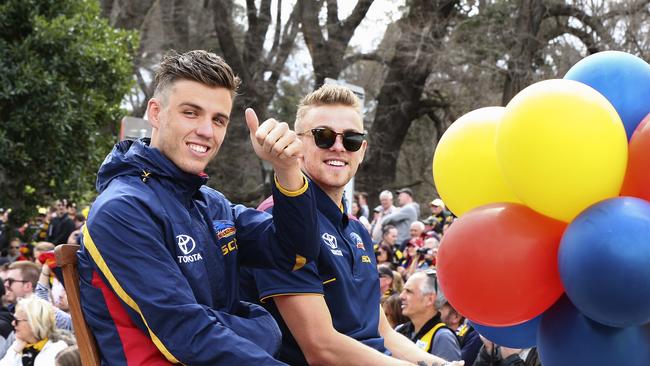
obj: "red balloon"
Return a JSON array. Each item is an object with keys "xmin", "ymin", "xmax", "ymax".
[
  {"xmin": 437, "ymin": 203, "xmax": 566, "ymax": 326},
  {"xmin": 621, "ymin": 113, "xmax": 650, "ymax": 200}
]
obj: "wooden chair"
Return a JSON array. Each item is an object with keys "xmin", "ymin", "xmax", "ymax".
[{"xmin": 55, "ymin": 244, "xmax": 101, "ymax": 365}]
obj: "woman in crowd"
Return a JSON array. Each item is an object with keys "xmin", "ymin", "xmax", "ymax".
[
  {"xmin": 0, "ymin": 296, "xmax": 68, "ymax": 366},
  {"xmin": 375, "ymin": 244, "xmax": 396, "ymax": 269},
  {"xmin": 351, "ymin": 201, "xmax": 371, "ymax": 233}
]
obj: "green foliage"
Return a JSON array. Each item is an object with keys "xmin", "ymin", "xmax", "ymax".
[{"xmin": 0, "ymin": 0, "xmax": 138, "ymax": 222}]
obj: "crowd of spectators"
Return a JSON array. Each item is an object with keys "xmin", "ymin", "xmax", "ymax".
[
  {"xmin": 353, "ymin": 190, "xmax": 540, "ymax": 366},
  {"xmin": 0, "ymin": 200, "xmax": 83, "ymax": 364},
  {"xmin": 0, "ymin": 190, "xmax": 540, "ymax": 365}
]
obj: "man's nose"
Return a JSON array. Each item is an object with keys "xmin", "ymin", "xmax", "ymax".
[
  {"xmin": 195, "ymin": 117, "xmax": 214, "ymax": 137},
  {"xmin": 329, "ymin": 134, "xmax": 346, "ymax": 152}
]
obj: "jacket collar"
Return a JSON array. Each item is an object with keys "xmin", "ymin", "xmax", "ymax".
[
  {"xmin": 312, "ymin": 183, "xmax": 349, "ymax": 228},
  {"xmin": 97, "ymin": 139, "xmax": 208, "ymax": 200}
]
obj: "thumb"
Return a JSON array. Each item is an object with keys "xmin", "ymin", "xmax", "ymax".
[{"xmin": 245, "ymin": 108, "xmax": 259, "ymax": 136}]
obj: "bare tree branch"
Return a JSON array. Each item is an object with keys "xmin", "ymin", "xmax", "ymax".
[
  {"xmin": 325, "ymin": 0, "xmax": 339, "ymax": 38},
  {"xmin": 268, "ymin": 0, "xmax": 283, "ymax": 62},
  {"xmin": 268, "ymin": 2, "xmax": 301, "ymax": 87},
  {"xmin": 545, "ymin": 2, "xmax": 613, "ymax": 45},
  {"xmin": 541, "ymin": 24, "xmax": 600, "ymax": 54},
  {"xmin": 341, "ymin": 52, "xmax": 388, "ymax": 68}
]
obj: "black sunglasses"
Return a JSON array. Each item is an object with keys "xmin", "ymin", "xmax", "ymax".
[
  {"xmin": 298, "ymin": 127, "xmax": 366, "ymax": 152},
  {"xmin": 425, "ymin": 268, "xmax": 439, "ymax": 294},
  {"xmin": 4, "ymin": 278, "xmax": 29, "ymax": 286}
]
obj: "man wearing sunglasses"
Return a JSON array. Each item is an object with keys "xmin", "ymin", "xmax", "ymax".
[
  {"xmin": 243, "ymin": 85, "xmax": 459, "ymax": 366},
  {"xmin": 4, "ymin": 261, "xmax": 40, "ymax": 311}
]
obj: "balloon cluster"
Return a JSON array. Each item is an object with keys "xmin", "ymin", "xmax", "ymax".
[{"xmin": 432, "ymin": 51, "xmax": 650, "ymax": 365}]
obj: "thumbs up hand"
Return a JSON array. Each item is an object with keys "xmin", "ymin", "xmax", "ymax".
[{"xmin": 246, "ymin": 108, "xmax": 304, "ymax": 191}]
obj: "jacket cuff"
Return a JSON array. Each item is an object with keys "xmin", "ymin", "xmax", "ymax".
[{"xmin": 274, "ymin": 173, "xmax": 308, "ymax": 197}]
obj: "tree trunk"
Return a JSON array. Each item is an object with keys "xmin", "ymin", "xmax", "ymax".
[
  {"xmin": 501, "ymin": 0, "xmax": 546, "ymax": 105},
  {"xmin": 356, "ymin": 0, "xmax": 458, "ymax": 205},
  {"xmin": 300, "ymin": 0, "xmax": 374, "ymax": 87}
]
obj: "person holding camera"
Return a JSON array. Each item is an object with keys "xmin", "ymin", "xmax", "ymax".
[{"xmin": 399, "ymin": 237, "xmax": 430, "ymax": 280}]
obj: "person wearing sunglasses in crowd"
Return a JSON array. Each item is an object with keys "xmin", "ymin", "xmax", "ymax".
[
  {"xmin": 397, "ymin": 270, "xmax": 462, "ymax": 362},
  {"xmin": 0, "ymin": 296, "xmax": 68, "ymax": 366},
  {"xmin": 242, "ymin": 85, "xmax": 462, "ymax": 366}
]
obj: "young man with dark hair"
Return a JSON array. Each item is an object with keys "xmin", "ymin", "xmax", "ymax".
[
  {"xmin": 78, "ymin": 50, "xmax": 319, "ymax": 365},
  {"xmin": 244, "ymin": 85, "xmax": 460, "ymax": 366}
]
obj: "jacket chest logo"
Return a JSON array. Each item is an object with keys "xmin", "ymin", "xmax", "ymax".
[
  {"xmin": 176, "ymin": 234, "xmax": 196, "ymax": 255},
  {"xmin": 322, "ymin": 233, "xmax": 338, "ymax": 249},
  {"xmin": 176, "ymin": 234, "xmax": 203, "ymax": 263}
]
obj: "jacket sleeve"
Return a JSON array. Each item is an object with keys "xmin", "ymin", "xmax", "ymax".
[
  {"xmin": 83, "ymin": 198, "xmax": 287, "ymax": 366},
  {"xmin": 235, "ymin": 175, "xmax": 320, "ymax": 269}
]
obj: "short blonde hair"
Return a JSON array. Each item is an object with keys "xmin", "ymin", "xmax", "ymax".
[
  {"xmin": 16, "ymin": 296, "xmax": 57, "ymax": 341},
  {"xmin": 295, "ymin": 84, "xmax": 362, "ymax": 132}
]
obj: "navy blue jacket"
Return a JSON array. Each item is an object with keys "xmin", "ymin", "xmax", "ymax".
[
  {"xmin": 241, "ymin": 184, "xmax": 385, "ymax": 365},
  {"xmin": 78, "ymin": 139, "xmax": 319, "ymax": 365}
]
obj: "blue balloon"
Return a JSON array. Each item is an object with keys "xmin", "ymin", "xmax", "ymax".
[
  {"xmin": 564, "ymin": 51, "xmax": 650, "ymax": 139},
  {"xmin": 538, "ymin": 296, "xmax": 650, "ymax": 366},
  {"xmin": 469, "ymin": 315, "xmax": 541, "ymax": 348},
  {"xmin": 559, "ymin": 197, "xmax": 650, "ymax": 327}
]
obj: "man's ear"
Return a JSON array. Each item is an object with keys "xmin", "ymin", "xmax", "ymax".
[{"xmin": 147, "ymin": 98, "xmax": 162, "ymax": 129}]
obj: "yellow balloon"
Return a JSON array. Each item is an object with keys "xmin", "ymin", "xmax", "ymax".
[
  {"xmin": 433, "ymin": 107, "xmax": 522, "ymax": 216},
  {"xmin": 496, "ymin": 79, "xmax": 628, "ymax": 222}
]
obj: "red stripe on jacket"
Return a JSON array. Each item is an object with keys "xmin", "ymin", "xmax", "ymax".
[{"xmin": 92, "ymin": 271, "xmax": 173, "ymax": 365}]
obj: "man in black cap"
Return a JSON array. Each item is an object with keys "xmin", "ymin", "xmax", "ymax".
[{"xmin": 381, "ymin": 188, "xmax": 419, "ymax": 245}]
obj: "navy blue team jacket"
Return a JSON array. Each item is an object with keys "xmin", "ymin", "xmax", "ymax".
[
  {"xmin": 241, "ymin": 184, "xmax": 385, "ymax": 365},
  {"xmin": 78, "ymin": 139, "xmax": 319, "ymax": 365}
]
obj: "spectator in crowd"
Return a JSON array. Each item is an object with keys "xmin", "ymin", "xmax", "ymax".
[
  {"xmin": 397, "ymin": 270, "xmax": 462, "ymax": 362},
  {"xmin": 423, "ymin": 199, "xmax": 454, "ymax": 235},
  {"xmin": 0, "ymin": 268, "xmax": 13, "ymax": 360},
  {"xmin": 77, "ymin": 50, "xmax": 319, "ymax": 365},
  {"xmin": 440, "ymin": 302, "xmax": 481, "ymax": 365},
  {"xmin": 391, "ymin": 270, "xmax": 404, "ymax": 295},
  {"xmin": 31, "ymin": 243, "xmax": 54, "ymax": 267},
  {"xmin": 378, "ymin": 264, "xmax": 396, "ymax": 297},
  {"xmin": 376, "ymin": 225, "xmax": 403, "ymax": 265},
  {"xmin": 0, "ymin": 210, "xmax": 8, "ymax": 257},
  {"xmin": 382, "ymin": 188, "xmax": 420, "ymax": 245},
  {"xmin": 400, "ymin": 221, "xmax": 426, "ymax": 252},
  {"xmin": 370, "ymin": 190, "xmax": 399, "ymax": 242},
  {"xmin": 473, "ymin": 337, "xmax": 540, "ymax": 366},
  {"xmin": 351, "ymin": 201, "xmax": 371, "ymax": 233},
  {"xmin": 4, "ymin": 262, "xmax": 39, "ymax": 312},
  {"xmin": 354, "ymin": 191, "xmax": 370, "ymax": 219},
  {"xmin": 381, "ymin": 293, "xmax": 409, "ymax": 329},
  {"xmin": 375, "ymin": 244, "xmax": 396, "ymax": 269},
  {"xmin": 0, "ymin": 296, "xmax": 68, "ymax": 365},
  {"xmin": 65, "ymin": 202, "xmax": 76, "ymax": 221},
  {"xmin": 54, "ymin": 345, "xmax": 80, "ymax": 366},
  {"xmin": 0, "ymin": 240, "xmax": 21, "ymax": 265},
  {"xmin": 46, "ymin": 200, "xmax": 74, "ymax": 245},
  {"xmin": 35, "ymin": 260, "xmax": 71, "ymax": 331},
  {"xmin": 245, "ymin": 84, "xmax": 455, "ymax": 366},
  {"xmin": 399, "ymin": 239, "xmax": 429, "ymax": 280},
  {"xmin": 420, "ymin": 237, "xmax": 440, "ymax": 269}
]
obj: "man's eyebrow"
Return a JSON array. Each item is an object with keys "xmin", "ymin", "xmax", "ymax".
[
  {"xmin": 179, "ymin": 103, "xmax": 230, "ymax": 121},
  {"xmin": 179, "ymin": 102, "xmax": 203, "ymax": 110},
  {"xmin": 215, "ymin": 112, "xmax": 230, "ymax": 122}
]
